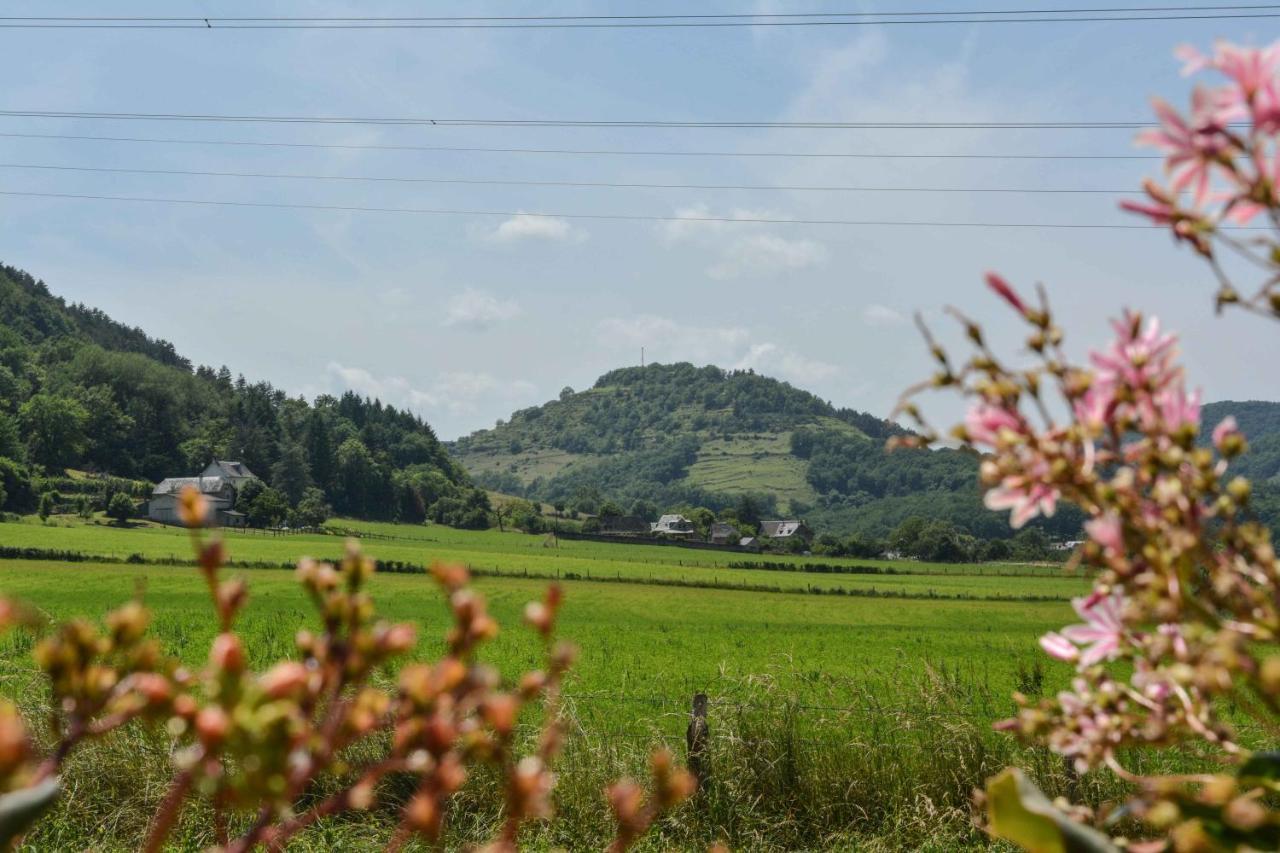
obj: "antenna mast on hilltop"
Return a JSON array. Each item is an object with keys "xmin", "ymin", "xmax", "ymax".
[{"xmin": 641, "ymin": 346, "xmax": 645, "ymax": 368}]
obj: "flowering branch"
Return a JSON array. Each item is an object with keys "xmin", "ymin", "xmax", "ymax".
[{"xmin": 0, "ymin": 486, "xmax": 694, "ymax": 850}]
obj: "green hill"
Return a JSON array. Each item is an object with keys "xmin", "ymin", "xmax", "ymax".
[
  {"xmin": 453, "ymin": 368, "xmax": 1280, "ymax": 542},
  {"xmin": 449, "ymin": 363, "xmax": 1065, "ymax": 539},
  {"xmin": 0, "ymin": 262, "xmax": 485, "ymax": 525}
]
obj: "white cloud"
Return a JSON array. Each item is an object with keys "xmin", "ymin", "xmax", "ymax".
[
  {"xmin": 657, "ymin": 204, "xmax": 780, "ymax": 243},
  {"xmin": 862, "ymin": 304, "xmax": 908, "ymax": 327},
  {"xmin": 326, "ymin": 362, "xmax": 536, "ymax": 419},
  {"xmin": 326, "ymin": 362, "xmax": 440, "ymax": 411},
  {"xmin": 708, "ymin": 234, "xmax": 827, "ymax": 280},
  {"xmin": 733, "ymin": 342, "xmax": 839, "ymax": 385},
  {"xmin": 485, "ymin": 212, "xmax": 585, "ymax": 243},
  {"xmin": 443, "ymin": 288, "xmax": 522, "ymax": 330},
  {"xmin": 657, "ymin": 204, "xmax": 826, "ymax": 280},
  {"xmin": 594, "ymin": 315, "xmax": 837, "ymax": 387},
  {"xmin": 594, "ymin": 315, "xmax": 750, "ymax": 364}
]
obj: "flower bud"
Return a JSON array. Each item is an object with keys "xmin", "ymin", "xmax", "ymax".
[
  {"xmin": 431, "ymin": 562, "xmax": 469, "ymax": 592},
  {"xmin": 519, "ymin": 671, "xmax": 547, "ymax": 699},
  {"xmin": 195, "ymin": 706, "xmax": 229, "ymax": 746},
  {"xmin": 198, "ymin": 540, "xmax": 225, "ymax": 573},
  {"xmin": 378, "ymin": 623, "xmax": 417, "ymax": 655},
  {"xmin": 1225, "ymin": 795, "xmax": 1267, "ymax": 831},
  {"xmin": 210, "ymin": 632, "xmax": 245, "ymax": 674},
  {"xmin": 482, "ymin": 694, "xmax": 519, "ymax": 736},
  {"xmin": 259, "ymin": 661, "xmax": 309, "ymax": 699},
  {"xmin": 178, "ymin": 486, "xmax": 208, "ymax": 528},
  {"xmin": 523, "ymin": 602, "xmax": 552, "ymax": 636},
  {"xmin": 405, "ymin": 792, "xmax": 440, "ymax": 837},
  {"xmin": 106, "ymin": 601, "xmax": 149, "ymax": 645},
  {"xmin": 216, "ymin": 579, "xmax": 248, "ymax": 619}
]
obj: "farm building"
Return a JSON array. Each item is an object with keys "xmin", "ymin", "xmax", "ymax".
[
  {"xmin": 758, "ymin": 519, "xmax": 812, "ymax": 543},
  {"xmin": 708, "ymin": 522, "xmax": 739, "ymax": 546},
  {"xmin": 147, "ymin": 460, "xmax": 257, "ymax": 527},
  {"xmin": 650, "ymin": 514, "xmax": 696, "ymax": 536},
  {"xmin": 201, "ymin": 459, "xmax": 257, "ymax": 488}
]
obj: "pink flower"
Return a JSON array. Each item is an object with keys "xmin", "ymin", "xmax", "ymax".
[
  {"xmin": 985, "ymin": 478, "xmax": 1059, "ymax": 529},
  {"xmin": 1252, "ymin": 78, "xmax": 1280, "ymax": 134},
  {"xmin": 1136, "ymin": 94, "xmax": 1235, "ymax": 205},
  {"xmin": 1039, "ymin": 632, "xmax": 1079, "ymax": 662},
  {"xmin": 1211, "ymin": 40, "xmax": 1280, "ymax": 99},
  {"xmin": 1155, "ymin": 384, "xmax": 1201, "ymax": 431},
  {"xmin": 1058, "ymin": 593, "xmax": 1128, "ymax": 667},
  {"xmin": 1084, "ymin": 514, "xmax": 1124, "ymax": 554},
  {"xmin": 1212, "ymin": 415, "xmax": 1242, "ymax": 450},
  {"xmin": 1090, "ymin": 311, "xmax": 1180, "ymax": 393},
  {"xmin": 1072, "ymin": 380, "xmax": 1115, "ymax": 432},
  {"xmin": 1174, "ymin": 40, "xmax": 1280, "ymax": 116},
  {"xmin": 964, "ymin": 402, "xmax": 1022, "ymax": 447},
  {"xmin": 1175, "ymin": 43, "xmax": 1213, "ymax": 77},
  {"xmin": 985, "ymin": 272, "xmax": 1029, "ymax": 317}
]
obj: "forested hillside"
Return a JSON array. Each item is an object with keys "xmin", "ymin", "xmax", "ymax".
[
  {"xmin": 453, "ymin": 366, "xmax": 1280, "ymax": 543},
  {"xmin": 450, "ymin": 362, "xmax": 1076, "ymax": 540},
  {"xmin": 0, "ymin": 263, "xmax": 488, "ymax": 525}
]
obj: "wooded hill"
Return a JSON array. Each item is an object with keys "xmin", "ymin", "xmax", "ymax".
[
  {"xmin": 0, "ymin": 262, "xmax": 488, "ymax": 526},
  {"xmin": 452, "ymin": 364, "xmax": 1280, "ymax": 541},
  {"xmin": 449, "ymin": 363, "xmax": 1073, "ymax": 539}
]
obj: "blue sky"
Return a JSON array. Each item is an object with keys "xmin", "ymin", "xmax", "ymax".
[{"xmin": 1, "ymin": 2, "xmax": 1276, "ymax": 439}]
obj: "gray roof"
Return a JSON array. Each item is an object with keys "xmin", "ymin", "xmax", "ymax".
[
  {"xmin": 153, "ymin": 476, "xmax": 230, "ymax": 497},
  {"xmin": 209, "ymin": 460, "xmax": 255, "ymax": 479},
  {"xmin": 759, "ymin": 520, "xmax": 807, "ymax": 538}
]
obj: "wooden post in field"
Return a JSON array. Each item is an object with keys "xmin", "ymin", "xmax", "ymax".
[{"xmin": 687, "ymin": 692, "xmax": 709, "ymax": 787}]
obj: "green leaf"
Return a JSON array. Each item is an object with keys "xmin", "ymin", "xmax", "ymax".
[
  {"xmin": 0, "ymin": 777, "xmax": 59, "ymax": 848},
  {"xmin": 1237, "ymin": 751, "xmax": 1280, "ymax": 782},
  {"xmin": 986, "ymin": 768, "xmax": 1119, "ymax": 853}
]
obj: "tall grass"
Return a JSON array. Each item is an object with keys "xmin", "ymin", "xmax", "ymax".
[{"xmin": 12, "ymin": 664, "xmax": 1192, "ymax": 851}]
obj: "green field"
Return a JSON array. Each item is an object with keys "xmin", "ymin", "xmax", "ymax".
[{"xmin": 0, "ymin": 515, "xmax": 1100, "ymax": 849}]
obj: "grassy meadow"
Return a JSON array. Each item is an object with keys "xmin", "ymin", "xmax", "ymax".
[{"xmin": 0, "ymin": 514, "xmax": 1113, "ymax": 850}]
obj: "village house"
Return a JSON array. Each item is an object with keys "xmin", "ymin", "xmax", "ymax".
[
  {"xmin": 758, "ymin": 519, "xmax": 813, "ymax": 544},
  {"xmin": 708, "ymin": 522, "xmax": 739, "ymax": 546},
  {"xmin": 147, "ymin": 460, "xmax": 257, "ymax": 527},
  {"xmin": 650, "ymin": 514, "xmax": 696, "ymax": 537}
]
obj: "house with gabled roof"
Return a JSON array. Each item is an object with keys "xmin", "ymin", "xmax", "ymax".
[
  {"xmin": 650, "ymin": 514, "xmax": 696, "ymax": 537},
  {"xmin": 147, "ymin": 460, "xmax": 258, "ymax": 527},
  {"xmin": 758, "ymin": 519, "xmax": 812, "ymax": 543},
  {"xmin": 201, "ymin": 460, "xmax": 257, "ymax": 487}
]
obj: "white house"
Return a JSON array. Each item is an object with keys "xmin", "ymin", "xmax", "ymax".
[
  {"xmin": 758, "ymin": 519, "xmax": 813, "ymax": 543},
  {"xmin": 650, "ymin": 514, "xmax": 696, "ymax": 536},
  {"xmin": 147, "ymin": 460, "xmax": 257, "ymax": 526}
]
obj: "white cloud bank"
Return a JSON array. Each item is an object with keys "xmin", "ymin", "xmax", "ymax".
[
  {"xmin": 862, "ymin": 304, "xmax": 908, "ymax": 327},
  {"xmin": 484, "ymin": 212, "xmax": 585, "ymax": 244},
  {"xmin": 657, "ymin": 204, "xmax": 826, "ymax": 280},
  {"xmin": 326, "ymin": 362, "xmax": 536, "ymax": 419},
  {"xmin": 443, "ymin": 288, "xmax": 522, "ymax": 330}
]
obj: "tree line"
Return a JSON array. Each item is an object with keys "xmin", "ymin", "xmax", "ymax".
[{"xmin": 0, "ymin": 263, "xmax": 489, "ymax": 526}]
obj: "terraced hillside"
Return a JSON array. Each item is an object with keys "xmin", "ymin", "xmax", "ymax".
[{"xmin": 450, "ymin": 363, "xmax": 1016, "ymax": 537}]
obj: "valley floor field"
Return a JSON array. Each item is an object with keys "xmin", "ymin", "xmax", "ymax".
[{"xmin": 0, "ymin": 516, "xmax": 1101, "ymax": 849}]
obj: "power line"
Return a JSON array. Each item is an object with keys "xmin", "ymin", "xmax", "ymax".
[
  {"xmin": 7, "ymin": 6, "xmax": 1279, "ymax": 22},
  {"xmin": 0, "ymin": 161, "xmax": 1144, "ymax": 194},
  {"xmin": 3, "ymin": 6, "xmax": 1280, "ymax": 28},
  {"xmin": 0, "ymin": 110, "xmax": 1167, "ymax": 129},
  {"xmin": 0, "ymin": 131, "xmax": 1161, "ymax": 160},
  {"xmin": 0, "ymin": 187, "xmax": 1227, "ymax": 229}
]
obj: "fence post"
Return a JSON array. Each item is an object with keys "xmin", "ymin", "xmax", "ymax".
[{"xmin": 687, "ymin": 692, "xmax": 709, "ymax": 788}]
